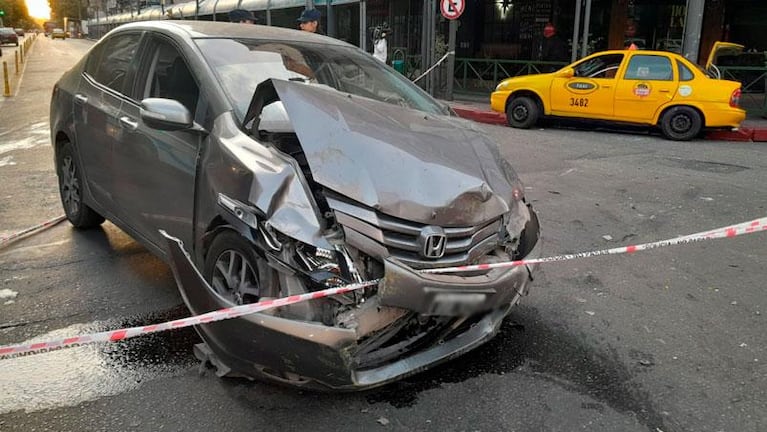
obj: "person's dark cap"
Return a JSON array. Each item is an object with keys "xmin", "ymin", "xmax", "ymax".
[
  {"xmin": 229, "ymin": 9, "xmax": 257, "ymax": 22},
  {"xmin": 297, "ymin": 8, "xmax": 321, "ymax": 22}
]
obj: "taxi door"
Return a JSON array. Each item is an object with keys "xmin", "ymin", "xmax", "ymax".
[
  {"xmin": 614, "ymin": 53, "xmax": 678, "ymax": 122},
  {"xmin": 550, "ymin": 53, "xmax": 626, "ymax": 118}
]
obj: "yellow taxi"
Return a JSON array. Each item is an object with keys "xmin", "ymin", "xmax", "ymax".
[{"xmin": 491, "ymin": 43, "xmax": 746, "ymax": 140}]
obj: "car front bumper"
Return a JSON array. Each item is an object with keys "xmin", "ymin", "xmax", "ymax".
[
  {"xmin": 162, "ymin": 214, "xmax": 541, "ymax": 390},
  {"xmin": 490, "ymin": 90, "xmax": 511, "ymax": 113}
]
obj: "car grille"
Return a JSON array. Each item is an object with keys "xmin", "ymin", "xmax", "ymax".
[{"xmin": 329, "ymin": 198, "xmax": 502, "ymax": 269}]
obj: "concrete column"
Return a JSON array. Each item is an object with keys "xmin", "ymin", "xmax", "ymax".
[{"xmin": 682, "ymin": 0, "xmax": 705, "ymax": 63}]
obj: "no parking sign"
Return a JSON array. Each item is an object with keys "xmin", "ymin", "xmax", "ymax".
[{"xmin": 440, "ymin": 0, "xmax": 464, "ymax": 20}]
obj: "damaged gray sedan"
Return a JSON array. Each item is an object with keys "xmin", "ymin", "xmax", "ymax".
[{"xmin": 50, "ymin": 21, "xmax": 541, "ymax": 390}]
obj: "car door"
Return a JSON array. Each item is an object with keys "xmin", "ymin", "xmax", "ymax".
[
  {"xmin": 550, "ymin": 53, "xmax": 625, "ymax": 118},
  {"xmin": 73, "ymin": 32, "xmax": 142, "ymax": 210},
  {"xmin": 614, "ymin": 53, "xmax": 678, "ymax": 122},
  {"xmin": 112, "ymin": 34, "xmax": 202, "ymax": 250}
]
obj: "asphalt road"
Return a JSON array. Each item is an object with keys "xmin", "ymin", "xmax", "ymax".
[{"xmin": 0, "ymin": 36, "xmax": 765, "ymax": 432}]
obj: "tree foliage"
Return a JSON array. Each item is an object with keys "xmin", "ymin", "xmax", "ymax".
[
  {"xmin": 48, "ymin": 0, "xmax": 86, "ymax": 23},
  {"xmin": 0, "ymin": 0, "xmax": 33, "ymax": 28}
]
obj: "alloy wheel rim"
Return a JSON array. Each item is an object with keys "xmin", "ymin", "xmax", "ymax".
[
  {"xmin": 61, "ymin": 156, "xmax": 81, "ymax": 216},
  {"xmin": 211, "ymin": 250, "xmax": 261, "ymax": 305}
]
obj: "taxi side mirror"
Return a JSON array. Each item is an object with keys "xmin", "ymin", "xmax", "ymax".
[{"xmin": 557, "ymin": 67, "xmax": 575, "ymax": 78}]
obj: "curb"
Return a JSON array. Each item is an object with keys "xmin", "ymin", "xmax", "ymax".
[{"xmin": 450, "ymin": 104, "xmax": 767, "ymax": 142}]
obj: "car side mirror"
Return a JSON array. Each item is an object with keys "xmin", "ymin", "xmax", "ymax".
[
  {"xmin": 140, "ymin": 98, "xmax": 193, "ymax": 131},
  {"xmin": 258, "ymin": 101, "xmax": 294, "ymax": 134},
  {"xmin": 557, "ymin": 67, "xmax": 575, "ymax": 78}
]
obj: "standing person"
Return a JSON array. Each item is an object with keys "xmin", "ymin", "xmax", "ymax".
[
  {"xmin": 372, "ymin": 27, "xmax": 388, "ymax": 63},
  {"xmin": 229, "ymin": 9, "xmax": 257, "ymax": 24},
  {"xmin": 297, "ymin": 9, "xmax": 322, "ymax": 34},
  {"xmin": 540, "ymin": 22, "xmax": 568, "ymax": 70}
]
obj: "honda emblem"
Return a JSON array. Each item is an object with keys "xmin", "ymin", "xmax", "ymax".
[{"xmin": 419, "ymin": 226, "xmax": 447, "ymax": 258}]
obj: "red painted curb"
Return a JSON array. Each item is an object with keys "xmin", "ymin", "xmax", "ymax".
[
  {"xmin": 452, "ymin": 107, "xmax": 506, "ymax": 126},
  {"xmin": 705, "ymin": 127, "xmax": 754, "ymax": 142},
  {"xmin": 752, "ymin": 129, "xmax": 767, "ymax": 142}
]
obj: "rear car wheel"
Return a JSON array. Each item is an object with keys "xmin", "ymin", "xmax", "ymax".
[
  {"xmin": 203, "ymin": 231, "xmax": 279, "ymax": 305},
  {"xmin": 57, "ymin": 142, "xmax": 105, "ymax": 228},
  {"xmin": 660, "ymin": 106, "xmax": 702, "ymax": 141},
  {"xmin": 506, "ymin": 96, "xmax": 540, "ymax": 129}
]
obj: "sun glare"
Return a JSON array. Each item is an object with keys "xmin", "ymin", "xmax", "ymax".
[{"xmin": 26, "ymin": 0, "xmax": 51, "ymax": 19}]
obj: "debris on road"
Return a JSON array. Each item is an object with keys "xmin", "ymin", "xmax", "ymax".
[
  {"xmin": 376, "ymin": 417, "xmax": 390, "ymax": 426},
  {"xmin": 0, "ymin": 289, "xmax": 18, "ymax": 300}
]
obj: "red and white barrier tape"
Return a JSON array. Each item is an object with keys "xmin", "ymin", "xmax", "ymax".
[
  {"xmin": 421, "ymin": 216, "xmax": 767, "ymax": 274},
  {"xmin": 0, "ymin": 215, "xmax": 67, "ymax": 248},
  {"xmin": 0, "ymin": 279, "xmax": 380, "ymax": 359},
  {"xmin": 0, "ymin": 215, "xmax": 765, "ymax": 359}
]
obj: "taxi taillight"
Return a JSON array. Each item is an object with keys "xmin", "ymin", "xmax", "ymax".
[{"xmin": 730, "ymin": 88, "xmax": 742, "ymax": 108}]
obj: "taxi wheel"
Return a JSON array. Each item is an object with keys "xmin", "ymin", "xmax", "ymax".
[
  {"xmin": 660, "ymin": 106, "xmax": 702, "ymax": 141},
  {"xmin": 506, "ymin": 97, "xmax": 539, "ymax": 129}
]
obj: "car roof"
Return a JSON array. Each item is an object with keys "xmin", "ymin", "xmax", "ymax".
[{"xmin": 117, "ymin": 20, "xmax": 352, "ymax": 48}]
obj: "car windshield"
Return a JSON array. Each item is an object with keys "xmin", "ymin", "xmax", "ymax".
[{"xmin": 195, "ymin": 38, "xmax": 449, "ymax": 121}]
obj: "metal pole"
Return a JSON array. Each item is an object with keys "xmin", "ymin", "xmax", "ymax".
[
  {"xmin": 195, "ymin": 0, "xmax": 199, "ymax": 20},
  {"xmin": 266, "ymin": 0, "xmax": 272, "ymax": 25},
  {"xmin": 3, "ymin": 61, "xmax": 10, "ymax": 97},
  {"xmin": 446, "ymin": 18, "xmax": 457, "ymax": 100},
  {"xmin": 682, "ymin": 0, "xmax": 705, "ymax": 63},
  {"xmin": 571, "ymin": 0, "xmax": 581, "ymax": 62},
  {"xmin": 14, "ymin": 52, "xmax": 19, "ymax": 75},
  {"xmin": 580, "ymin": 0, "xmax": 592, "ymax": 58},
  {"xmin": 359, "ymin": 0, "xmax": 367, "ymax": 51},
  {"xmin": 327, "ymin": 0, "xmax": 335, "ymax": 37}
]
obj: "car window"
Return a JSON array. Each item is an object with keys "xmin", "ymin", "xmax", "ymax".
[
  {"xmin": 573, "ymin": 54, "xmax": 624, "ymax": 79},
  {"xmin": 89, "ymin": 33, "xmax": 142, "ymax": 93},
  {"xmin": 195, "ymin": 38, "xmax": 449, "ymax": 121},
  {"xmin": 624, "ymin": 55, "xmax": 674, "ymax": 81},
  {"xmin": 138, "ymin": 38, "xmax": 199, "ymax": 115},
  {"xmin": 676, "ymin": 60, "xmax": 695, "ymax": 81}
]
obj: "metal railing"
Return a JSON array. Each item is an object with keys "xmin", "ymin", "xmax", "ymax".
[
  {"xmin": 452, "ymin": 58, "xmax": 568, "ymax": 92},
  {"xmin": 718, "ymin": 65, "xmax": 767, "ymax": 116}
]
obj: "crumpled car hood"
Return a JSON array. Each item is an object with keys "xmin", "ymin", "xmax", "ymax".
[{"xmin": 273, "ymin": 80, "xmax": 522, "ymax": 226}]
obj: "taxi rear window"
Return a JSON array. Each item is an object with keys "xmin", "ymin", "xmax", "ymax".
[
  {"xmin": 624, "ymin": 55, "xmax": 673, "ymax": 81},
  {"xmin": 677, "ymin": 60, "xmax": 695, "ymax": 81}
]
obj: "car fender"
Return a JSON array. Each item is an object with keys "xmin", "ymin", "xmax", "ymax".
[
  {"xmin": 652, "ymin": 101, "xmax": 707, "ymax": 125},
  {"xmin": 507, "ymin": 88, "xmax": 550, "ymax": 114}
]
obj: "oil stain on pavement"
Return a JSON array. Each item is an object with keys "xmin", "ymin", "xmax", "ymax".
[
  {"xmin": 0, "ymin": 304, "xmax": 200, "ymax": 414},
  {"xmin": 364, "ymin": 305, "xmax": 667, "ymax": 432}
]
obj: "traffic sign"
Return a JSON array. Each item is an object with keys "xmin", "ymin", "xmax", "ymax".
[{"xmin": 440, "ymin": 0, "xmax": 464, "ymax": 20}]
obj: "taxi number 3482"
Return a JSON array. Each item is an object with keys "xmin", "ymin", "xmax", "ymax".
[{"xmin": 569, "ymin": 97, "xmax": 589, "ymax": 107}]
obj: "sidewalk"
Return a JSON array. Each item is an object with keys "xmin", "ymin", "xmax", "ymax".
[{"xmin": 445, "ymin": 93, "xmax": 767, "ymax": 142}]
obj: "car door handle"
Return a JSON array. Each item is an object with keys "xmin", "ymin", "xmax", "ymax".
[
  {"xmin": 74, "ymin": 94, "xmax": 88, "ymax": 105},
  {"xmin": 119, "ymin": 116, "xmax": 138, "ymax": 131},
  {"xmin": 659, "ymin": 89, "xmax": 670, "ymax": 93},
  {"xmin": 601, "ymin": 85, "xmax": 612, "ymax": 89}
]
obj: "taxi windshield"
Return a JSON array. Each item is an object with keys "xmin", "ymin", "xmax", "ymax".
[{"xmin": 196, "ymin": 38, "xmax": 449, "ymax": 120}]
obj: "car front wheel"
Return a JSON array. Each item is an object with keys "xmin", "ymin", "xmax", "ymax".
[
  {"xmin": 506, "ymin": 96, "xmax": 540, "ymax": 129},
  {"xmin": 57, "ymin": 142, "xmax": 105, "ymax": 228},
  {"xmin": 660, "ymin": 106, "xmax": 702, "ymax": 141},
  {"xmin": 203, "ymin": 231, "xmax": 280, "ymax": 305}
]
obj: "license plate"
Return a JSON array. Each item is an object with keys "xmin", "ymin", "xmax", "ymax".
[{"xmin": 428, "ymin": 292, "xmax": 487, "ymax": 316}]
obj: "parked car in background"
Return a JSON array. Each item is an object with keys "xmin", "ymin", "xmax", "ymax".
[
  {"xmin": 491, "ymin": 45, "xmax": 745, "ymax": 141},
  {"xmin": 0, "ymin": 28, "xmax": 19, "ymax": 46},
  {"xmin": 14, "ymin": 28, "xmax": 25, "ymax": 37},
  {"xmin": 50, "ymin": 21, "xmax": 541, "ymax": 390},
  {"xmin": 51, "ymin": 28, "xmax": 66, "ymax": 40}
]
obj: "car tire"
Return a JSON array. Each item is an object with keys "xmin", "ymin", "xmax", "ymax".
[
  {"xmin": 57, "ymin": 142, "xmax": 105, "ymax": 228},
  {"xmin": 506, "ymin": 96, "xmax": 540, "ymax": 129},
  {"xmin": 660, "ymin": 106, "xmax": 702, "ymax": 141},
  {"xmin": 203, "ymin": 231, "xmax": 279, "ymax": 305}
]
